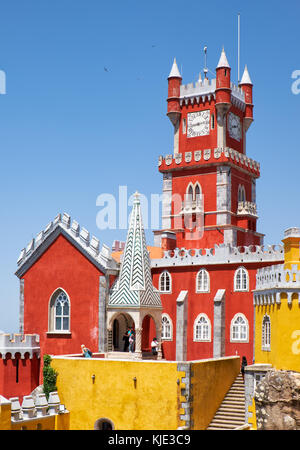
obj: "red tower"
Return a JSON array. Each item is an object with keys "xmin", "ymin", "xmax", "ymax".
[{"xmin": 155, "ymin": 49, "xmax": 262, "ymax": 250}]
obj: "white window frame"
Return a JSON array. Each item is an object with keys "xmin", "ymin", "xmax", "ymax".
[
  {"xmin": 196, "ymin": 268, "xmax": 210, "ymax": 293},
  {"xmin": 159, "ymin": 271, "xmax": 172, "ymax": 293},
  {"xmin": 193, "ymin": 313, "xmax": 211, "ymax": 342},
  {"xmin": 161, "ymin": 314, "xmax": 173, "ymax": 341},
  {"xmin": 262, "ymin": 315, "xmax": 271, "ymax": 351},
  {"xmin": 48, "ymin": 288, "xmax": 71, "ymax": 334},
  {"xmin": 234, "ymin": 266, "xmax": 249, "ymax": 292},
  {"xmin": 230, "ymin": 313, "xmax": 249, "ymax": 343}
]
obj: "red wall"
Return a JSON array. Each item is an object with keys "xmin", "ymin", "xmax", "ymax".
[
  {"xmin": 152, "ymin": 261, "xmax": 276, "ymax": 364},
  {"xmin": 22, "ymin": 235, "xmax": 104, "ymax": 359},
  {"xmin": 0, "ymin": 354, "xmax": 40, "ymax": 402}
]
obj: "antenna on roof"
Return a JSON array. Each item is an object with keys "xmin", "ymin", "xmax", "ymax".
[
  {"xmin": 203, "ymin": 46, "xmax": 208, "ymax": 78},
  {"xmin": 238, "ymin": 13, "xmax": 241, "ymax": 83}
]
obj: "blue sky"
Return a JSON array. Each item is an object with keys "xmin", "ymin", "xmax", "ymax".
[{"xmin": 0, "ymin": 0, "xmax": 299, "ymax": 332}]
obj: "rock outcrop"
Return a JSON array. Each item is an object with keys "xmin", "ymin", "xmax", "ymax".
[{"xmin": 255, "ymin": 369, "xmax": 300, "ymax": 430}]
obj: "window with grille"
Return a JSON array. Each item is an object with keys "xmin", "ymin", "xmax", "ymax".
[
  {"xmin": 161, "ymin": 314, "xmax": 172, "ymax": 340},
  {"xmin": 194, "ymin": 314, "xmax": 211, "ymax": 341},
  {"xmin": 49, "ymin": 289, "xmax": 70, "ymax": 332},
  {"xmin": 262, "ymin": 315, "xmax": 271, "ymax": 350},
  {"xmin": 234, "ymin": 267, "xmax": 249, "ymax": 291},
  {"xmin": 196, "ymin": 268, "xmax": 210, "ymax": 292},
  {"xmin": 159, "ymin": 271, "xmax": 171, "ymax": 293},
  {"xmin": 231, "ymin": 314, "xmax": 248, "ymax": 342}
]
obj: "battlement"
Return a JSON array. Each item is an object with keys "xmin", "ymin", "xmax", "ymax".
[
  {"xmin": 255, "ymin": 263, "xmax": 300, "ymax": 289},
  {"xmin": 16, "ymin": 212, "xmax": 118, "ymax": 274},
  {"xmin": 158, "ymin": 147, "xmax": 260, "ymax": 176},
  {"xmin": 8, "ymin": 391, "xmax": 68, "ymax": 423},
  {"xmin": 179, "ymin": 78, "xmax": 245, "ymax": 109},
  {"xmin": 254, "ymin": 263, "xmax": 300, "ymax": 305},
  {"xmin": 151, "ymin": 243, "xmax": 284, "ymax": 268},
  {"xmin": 0, "ymin": 333, "xmax": 40, "ymax": 359}
]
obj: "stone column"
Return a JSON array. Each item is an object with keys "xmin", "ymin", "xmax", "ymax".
[
  {"xmin": 176, "ymin": 291, "xmax": 188, "ymax": 361},
  {"xmin": 213, "ymin": 289, "xmax": 226, "ymax": 358},
  {"xmin": 156, "ymin": 326, "xmax": 163, "ymax": 360},
  {"xmin": 134, "ymin": 328, "xmax": 143, "ymax": 359},
  {"xmin": 98, "ymin": 275, "xmax": 108, "ymax": 353},
  {"xmin": 19, "ymin": 279, "xmax": 24, "ymax": 334}
]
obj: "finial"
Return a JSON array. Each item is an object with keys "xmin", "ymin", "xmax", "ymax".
[
  {"xmin": 133, "ymin": 191, "xmax": 140, "ymax": 204},
  {"xmin": 203, "ymin": 46, "xmax": 208, "ymax": 79}
]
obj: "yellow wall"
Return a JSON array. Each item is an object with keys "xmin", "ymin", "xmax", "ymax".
[
  {"xmin": 52, "ymin": 358, "xmax": 182, "ymax": 430},
  {"xmin": 51, "ymin": 355, "xmax": 240, "ymax": 430},
  {"xmin": 255, "ymin": 295, "xmax": 300, "ymax": 372},
  {"xmin": 0, "ymin": 401, "xmax": 11, "ymax": 430},
  {"xmin": 191, "ymin": 356, "xmax": 240, "ymax": 430}
]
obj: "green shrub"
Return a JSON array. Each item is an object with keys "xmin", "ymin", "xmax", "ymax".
[{"xmin": 43, "ymin": 354, "xmax": 58, "ymax": 400}]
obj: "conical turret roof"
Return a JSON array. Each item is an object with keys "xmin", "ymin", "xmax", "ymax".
[
  {"xmin": 168, "ymin": 58, "xmax": 182, "ymax": 78},
  {"xmin": 108, "ymin": 192, "xmax": 162, "ymax": 308},
  {"xmin": 217, "ymin": 47, "xmax": 230, "ymax": 69},
  {"xmin": 240, "ymin": 65, "xmax": 253, "ymax": 85}
]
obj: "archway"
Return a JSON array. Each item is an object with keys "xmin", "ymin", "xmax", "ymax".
[
  {"xmin": 141, "ymin": 314, "xmax": 157, "ymax": 353},
  {"xmin": 94, "ymin": 418, "xmax": 114, "ymax": 430},
  {"xmin": 111, "ymin": 313, "xmax": 134, "ymax": 352}
]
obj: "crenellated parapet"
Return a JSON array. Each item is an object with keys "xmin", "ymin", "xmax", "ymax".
[
  {"xmin": 158, "ymin": 147, "xmax": 260, "ymax": 177},
  {"xmin": 16, "ymin": 212, "xmax": 119, "ymax": 276},
  {"xmin": 179, "ymin": 78, "xmax": 245, "ymax": 111},
  {"xmin": 0, "ymin": 333, "xmax": 40, "ymax": 359},
  {"xmin": 254, "ymin": 263, "xmax": 300, "ymax": 306},
  {"xmin": 9, "ymin": 391, "xmax": 68, "ymax": 423},
  {"xmin": 151, "ymin": 243, "xmax": 283, "ymax": 268}
]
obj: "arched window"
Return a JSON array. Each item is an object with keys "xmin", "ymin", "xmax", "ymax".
[
  {"xmin": 196, "ymin": 268, "xmax": 210, "ymax": 292},
  {"xmin": 194, "ymin": 314, "xmax": 211, "ymax": 342},
  {"xmin": 238, "ymin": 185, "xmax": 246, "ymax": 203},
  {"xmin": 94, "ymin": 418, "xmax": 115, "ymax": 430},
  {"xmin": 161, "ymin": 314, "xmax": 173, "ymax": 340},
  {"xmin": 234, "ymin": 267, "xmax": 249, "ymax": 291},
  {"xmin": 262, "ymin": 315, "xmax": 271, "ymax": 350},
  {"xmin": 230, "ymin": 313, "xmax": 249, "ymax": 342},
  {"xmin": 49, "ymin": 289, "xmax": 70, "ymax": 332},
  {"xmin": 159, "ymin": 271, "xmax": 171, "ymax": 293}
]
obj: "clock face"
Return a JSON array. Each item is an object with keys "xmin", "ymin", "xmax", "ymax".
[
  {"xmin": 228, "ymin": 112, "xmax": 241, "ymax": 141},
  {"xmin": 187, "ymin": 110, "xmax": 210, "ymax": 138}
]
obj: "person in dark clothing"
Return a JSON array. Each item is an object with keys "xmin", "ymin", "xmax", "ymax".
[
  {"xmin": 241, "ymin": 356, "xmax": 247, "ymax": 381},
  {"xmin": 123, "ymin": 328, "xmax": 130, "ymax": 352}
]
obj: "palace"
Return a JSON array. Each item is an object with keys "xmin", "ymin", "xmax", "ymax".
[{"xmin": 0, "ymin": 47, "xmax": 298, "ymax": 430}]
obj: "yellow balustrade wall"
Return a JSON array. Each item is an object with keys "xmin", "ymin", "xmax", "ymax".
[
  {"xmin": 191, "ymin": 356, "xmax": 240, "ymax": 430},
  {"xmin": 51, "ymin": 355, "xmax": 240, "ymax": 430}
]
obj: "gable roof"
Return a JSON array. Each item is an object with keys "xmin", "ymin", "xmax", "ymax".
[
  {"xmin": 108, "ymin": 192, "xmax": 162, "ymax": 308},
  {"xmin": 15, "ymin": 213, "xmax": 119, "ymax": 278}
]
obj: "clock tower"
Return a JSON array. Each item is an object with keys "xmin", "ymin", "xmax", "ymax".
[{"xmin": 155, "ymin": 48, "xmax": 263, "ymax": 250}]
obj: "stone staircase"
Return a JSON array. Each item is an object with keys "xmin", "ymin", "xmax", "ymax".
[{"xmin": 206, "ymin": 373, "xmax": 246, "ymax": 430}]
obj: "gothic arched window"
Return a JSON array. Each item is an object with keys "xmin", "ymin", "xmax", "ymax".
[
  {"xmin": 161, "ymin": 314, "xmax": 173, "ymax": 340},
  {"xmin": 49, "ymin": 289, "xmax": 70, "ymax": 332}
]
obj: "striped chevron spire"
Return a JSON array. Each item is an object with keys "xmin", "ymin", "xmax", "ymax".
[{"xmin": 109, "ymin": 191, "xmax": 162, "ymax": 308}]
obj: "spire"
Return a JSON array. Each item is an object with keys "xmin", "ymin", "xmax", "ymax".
[
  {"xmin": 168, "ymin": 58, "xmax": 182, "ymax": 78},
  {"xmin": 217, "ymin": 47, "xmax": 230, "ymax": 69},
  {"xmin": 239, "ymin": 65, "xmax": 253, "ymax": 85},
  {"xmin": 108, "ymin": 192, "xmax": 162, "ymax": 308}
]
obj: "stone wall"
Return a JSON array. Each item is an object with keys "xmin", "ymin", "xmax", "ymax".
[{"xmin": 255, "ymin": 369, "xmax": 300, "ymax": 430}]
